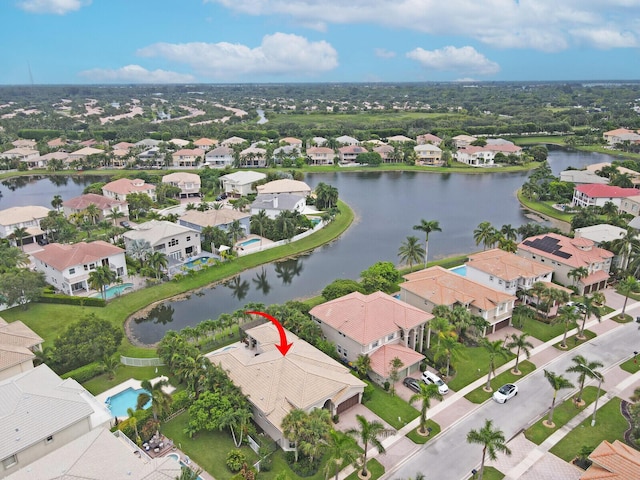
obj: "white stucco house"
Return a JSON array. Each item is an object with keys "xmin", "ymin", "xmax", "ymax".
[
  {"xmin": 219, "ymin": 171, "xmax": 266, "ymax": 197},
  {"xmin": 123, "ymin": 220, "xmax": 200, "ymax": 262}
]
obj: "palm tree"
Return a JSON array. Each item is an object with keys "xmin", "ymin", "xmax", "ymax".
[
  {"xmin": 147, "ymin": 250, "xmax": 168, "ymax": 280},
  {"xmin": 612, "ymin": 228, "xmax": 639, "ymax": 273},
  {"xmin": 480, "ymin": 339, "xmax": 509, "ymax": 392},
  {"xmin": 500, "ymin": 224, "xmax": 517, "ymax": 241},
  {"xmin": 88, "ymin": 265, "xmax": 116, "ymax": 300},
  {"xmin": 282, "ymin": 408, "xmax": 307, "ymax": 463},
  {"xmin": 473, "ymin": 221, "xmax": 497, "ymax": 251},
  {"xmin": 107, "ymin": 207, "xmax": 125, "ymax": 226},
  {"xmin": 568, "ymin": 266, "xmax": 589, "ymax": 287},
  {"xmin": 413, "ymin": 219, "xmax": 441, "ymax": 268},
  {"xmin": 354, "ymin": 354, "xmax": 371, "ymax": 379},
  {"xmin": 137, "ymin": 378, "xmax": 172, "ymax": 422},
  {"xmin": 250, "ymin": 209, "xmax": 270, "ymax": 245},
  {"xmin": 323, "ymin": 430, "xmax": 360, "ymax": 480},
  {"xmin": 409, "ymin": 382, "xmax": 443, "ymax": 435},
  {"xmin": 176, "ymin": 466, "xmax": 203, "ymax": 480},
  {"xmin": 529, "ymin": 281, "xmax": 548, "ymax": 316},
  {"xmin": 101, "ymin": 354, "xmax": 120, "ymax": 379},
  {"xmin": 429, "ymin": 315, "xmax": 453, "ymax": 348},
  {"xmin": 543, "ymin": 370, "xmax": 574, "ymax": 427},
  {"xmin": 578, "ymin": 295, "xmax": 601, "ymax": 338},
  {"xmin": 10, "ymin": 227, "xmax": 28, "ymax": 251},
  {"xmin": 552, "ymin": 305, "xmax": 581, "ymax": 349},
  {"xmin": 433, "ymin": 331, "xmax": 463, "ymax": 377},
  {"xmin": 128, "ymin": 239, "xmax": 151, "ymax": 268},
  {"xmin": 505, "ymin": 332, "xmax": 534, "ymax": 374},
  {"xmin": 466, "ymin": 419, "xmax": 511, "ymax": 480},
  {"xmin": 347, "ymin": 415, "xmax": 394, "ymax": 478},
  {"xmin": 51, "ymin": 194, "xmax": 63, "ymax": 211},
  {"xmin": 84, "ymin": 203, "xmax": 101, "ymax": 224},
  {"xmin": 618, "ymin": 276, "xmax": 640, "ymax": 320},
  {"xmin": 228, "ymin": 220, "xmax": 246, "ymax": 247},
  {"xmin": 566, "ymin": 355, "xmax": 604, "ymax": 404},
  {"xmin": 398, "ymin": 235, "xmax": 425, "ymax": 271}
]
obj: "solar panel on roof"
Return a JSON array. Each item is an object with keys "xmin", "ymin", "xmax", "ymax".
[{"xmin": 523, "ymin": 236, "xmax": 572, "ymax": 259}]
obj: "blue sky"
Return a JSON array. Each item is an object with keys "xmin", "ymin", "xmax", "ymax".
[{"xmin": 1, "ymin": 0, "xmax": 639, "ymax": 84}]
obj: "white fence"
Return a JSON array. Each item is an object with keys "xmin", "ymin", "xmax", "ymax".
[
  {"xmin": 237, "ymin": 220, "xmax": 326, "ymax": 257},
  {"xmin": 120, "ymin": 356, "xmax": 165, "ymax": 367}
]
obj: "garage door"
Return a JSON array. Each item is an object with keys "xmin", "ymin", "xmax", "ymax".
[
  {"xmin": 493, "ymin": 318, "xmax": 510, "ymax": 332},
  {"xmin": 336, "ymin": 394, "xmax": 360, "ymax": 414}
]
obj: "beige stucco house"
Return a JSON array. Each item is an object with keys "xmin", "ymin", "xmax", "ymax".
[
  {"xmin": 162, "ymin": 172, "xmax": 201, "ymax": 199},
  {"xmin": 0, "ymin": 318, "xmax": 43, "ymax": 382}
]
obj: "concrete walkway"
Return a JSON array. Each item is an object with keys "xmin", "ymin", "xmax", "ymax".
[{"xmin": 338, "ymin": 292, "xmax": 640, "ymax": 480}]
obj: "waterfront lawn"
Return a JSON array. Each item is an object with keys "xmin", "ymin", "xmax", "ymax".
[
  {"xmin": 82, "ymin": 365, "xmax": 173, "ymax": 395},
  {"xmin": 464, "ymin": 360, "xmax": 536, "ymax": 404},
  {"xmin": 446, "ymin": 346, "xmax": 515, "ymax": 392},
  {"xmin": 517, "ymin": 192, "xmax": 574, "ymax": 223},
  {"xmin": 550, "ymin": 398, "xmax": 627, "ymax": 463},
  {"xmin": 362, "ymin": 381, "xmax": 419, "ymax": 429},
  {"xmin": 345, "ymin": 459, "xmax": 385, "ymax": 480},
  {"xmin": 520, "ymin": 316, "xmax": 574, "ymax": 342},
  {"xmin": 525, "ymin": 386, "xmax": 598, "ymax": 445}
]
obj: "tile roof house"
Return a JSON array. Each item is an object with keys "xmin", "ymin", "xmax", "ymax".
[
  {"xmin": 179, "ymin": 208, "xmax": 250, "ymax": 234},
  {"xmin": 171, "ymin": 149, "xmax": 203, "ymax": 168},
  {"xmin": 123, "ymin": 220, "xmax": 199, "ymax": 263},
  {"xmin": 572, "ymin": 184, "xmax": 639, "ymax": 208},
  {"xmin": 374, "ymin": 144, "xmax": 397, "ymax": 163},
  {"xmin": 221, "ymin": 136, "xmax": 247, "ymax": 146},
  {"xmin": 580, "ymin": 439, "xmax": 640, "ymax": 480},
  {"xmin": 517, "ymin": 232, "xmax": 613, "ymax": 294},
  {"xmin": 102, "ymin": 178, "xmax": 156, "ymax": 202},
  {"xmin": 603, "ymin": 128, "xmax": 640, "ymax": 146},
  {"xmin": 0, "ymin": 148, "xmax": 39, "ymax": 163},
  {"xmin": 62, "ymin": 193, "xmax": 129, "ymax": 223},
  {"xmin": 46, "ymin": 137, "xmax": 67, "ymax": 148},
  {"xmin": 239, "ymin": 146, "xmax": 267, "ymax": 168},
  {"xmin": 338, "ymin": 145, "xmax": 368, "ymax": 164},
  {"xmin": 309, "ymin": 291, "xmax": 432, "ymax": 384},
  {"xmin": 193, "ymin": 137, "xmax": 218, "ymax": 151},
  {"xmin": 11, "ymin": 139, "xmax": 36, "ymax": 149},
  {"xmin": 559, "ymin": 169, "xmax": 610, "ymax": 185},
  {"xmin": 280, "ymin": 137, "xmax": 303, "ymax": 148},
  {"xmin": 451, "ymin": 134, "xmax": 477, "ymax": 148},
  {"xmin": 585, "ymin": 162, "xmax": 640, "ymax": 187},
  {"xmin": 162, "ymin": 172, "xmax": 201, "ymax": 198},
  {"xmin": 68, "ymin": 146, "xmax": 104, "ymax": 161},
  {"xmin": 256, "ymin": 179, "xmax": 311, "ymax": 197},
  {"xmin": 414, "ymin": 144, "xmax": 443, "ymax": 165},
  {"xmin": 32, "ymin": 241, "xmax": 127, "ymax": 296},
  {"xmin": 399, "ymin": 266, "xmax": 516, "ymax": 338},
  {"xmin": 386, "ymin": 135, "xmax": 414, "ymax": 143},
  {"xmin": 204, "ymin": 145, "xmax": 234, "ymax": 168},
  {"xmin": 335, "ymin": 135, "xmax": 360, "ymax": 146},
  {"xmin": 0, "ymin": 206, "xmax": 50, "ymax": 246},
  {"xmin": 250, "ymin": 194, "xmax": 306, "ymax": 219},
  {"xmin": 168, "ymin": 138, "xmax": 189, "ymax": 147},
  {"xmin": 0, "ymin": 364, "xmax": 111, "ymax": 478},
  {"xmin": 453, "ymin": 146, "xmax": 497, "ymax": 166},
  {"xmin": 306, "ymin": 146, "xmax": 335, "ymax": 165},
  {"xmin": 0, "ymin": 318, "xmax": 43, "ymax": 382},
  {"xmin": 206, "ymin": 323, "xmax": 366, "ymax": 450},
  {"xmin": 620, "ymin": 195, "xmax": 640, "ymax": 217},
  {"xmin": 464, "ymin": 249, "xmax": 554, "ymax": 295},
  {"xmin": 220, "ymin": 171, "xmax": 266, "ymax": 197},
  {"xmin": 112, "ymin": 141, "xmax": 135, "ymax": 151},
  {"xmin": 416, "ymin": 133, "xmax": 442, "ymax": 146}
]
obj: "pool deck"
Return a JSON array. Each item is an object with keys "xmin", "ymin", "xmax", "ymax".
[{"xmin": 95, "ymin": 375, "xmax": 176, "ymax": 411}]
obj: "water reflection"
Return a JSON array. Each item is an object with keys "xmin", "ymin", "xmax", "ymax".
[
  {"xmin": 48, "ymin": 175, "xmax": 70, "ymax": 187},
  {"xmin": 134, "ymin": 304, "xmax": 176, "ymax": 325},
  {"xmin": 252, "ymin": 268, "xmax": 271, "ymax": 295},
  {"xmin": 274, "ymin": 257, "xmax": 304, "ymax": 285},
  {"xmin": 225, "ymin": 276, "xmax": 250, "ymax": 301}
]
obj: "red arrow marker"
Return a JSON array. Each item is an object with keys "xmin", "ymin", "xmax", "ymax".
[{"xmin": 245, "ymin": 311, "xmax": 293, "ymax": 356}]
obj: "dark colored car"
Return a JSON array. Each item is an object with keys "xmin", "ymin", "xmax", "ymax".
[
  {"xmin": 215, "ymin": 193, "xmax": 228, "ymax": 201},
  {"xmin": 120, "ymin": 221, "xmax": 131, "ymax": 228},
  {"xmin": 403, "ymin": 377, "xmax": 421, "ymax": 393}
]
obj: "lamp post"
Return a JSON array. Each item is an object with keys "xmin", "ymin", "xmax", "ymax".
[{"xmin": 580, "ymin": 363, "xmax": 604, "ymax": 427}]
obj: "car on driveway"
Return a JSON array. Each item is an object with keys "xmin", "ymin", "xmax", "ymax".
[
  {"xmin": 403, "ymin": 377, "xmax": 421, "ymax": 393},
  {"xmin": 422, "ymin": 370, "xmax": 449, "ymax": 394},
  {"xmin": 493, "ymin": 383, "xmax": 518, "ymax": 403}
]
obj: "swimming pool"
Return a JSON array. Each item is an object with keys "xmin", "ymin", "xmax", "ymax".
[
  {"xmin": 105, "ymin": 387, "xmax": 151, "ymax": 417},
  {"xmin": 183, "ymin": 256, "xmax": 212, "ymax": 269},
  {"xmin": 92, "ymin": 282, "xmax": 134, "ymax": 299},
  {"xmin": 238, "ymin": 238, "xmax": 260, "ymax": 247},
  {"xmin": 450, "ymin": 265, "xmax": 467, "ymax": 276},
  {"xmin": 166, "ymin": 453, "xmax": 204, "ymax": 479}
]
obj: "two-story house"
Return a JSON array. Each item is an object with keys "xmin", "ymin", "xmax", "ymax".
[
  {"xmin": 517, "ymin": 232, "xmax": 614, "ymax": 294},
  {"xmin": 193, "ymin": 137, "xmax": 218, "ymax": 151},
  {"xmin": 414, "ymin": 144, "xmax": 443, "ymax": 165},
  {"xmin": 572, "ymin": 184, "xmax": 639, "ymax": 209},
  {"xmin": 338, "ymin": 145, "xmax": 368, "ymax": 164},
  {"xmin": 239, "ymin": 146, "xmax": 267, "ymax": 168},
  {"xmin": 179, "ymin": 209, "xmax": 250, "ymax": 236},
  {"xmin": 453, "ymin": 146, "xmax": 495, "ymax": 166},
  {"xmin": 161, "ymin": 172, "xmax": 201, "ymax": 199},
  {"xmin": 416, "ymin": 133, "xmax": 442, "ymax": 146},
  {"xmin": 306, "ymin": 146, "xmax": 335, "ymax": 165},
  {"xmin": 32, "ymin": 241, "xmax": 127, "ymax": 296},
  {"xmin": 250, "ymin": 194, "xmax": 306, "ymax": 219},
  {"xmin": 123, "ymin": 220, "xmax": 199, "ymax": 263},
  {"xmin": 309, "ymin": 291, "xmax": 432, "ymax": 385},
  {"xmin": 399, "ymin": 266, "xmax": 517, "ymax": 337},
  {"xmin": 204, "ymin": 145, "xmax": 235, "ymax": 168},
  {"xmin": 219, "ymin": 171, "xmax": 266, "ymax": 197},
  {"xmin": 170, "ymin": 149, "xmax": 202, "ymax": 168},
  {"xmin": 62, "ymin": 194, "xmax": 129, "ymax": 224},
  {"xmin": 102, "ymin": 178, "xmax": 157, "ymax": 202},
  {"xmin": 0, "ymin": 206, "xmax": 51, "ymax": 246}
]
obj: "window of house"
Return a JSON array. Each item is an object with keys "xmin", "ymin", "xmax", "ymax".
[
  {"xmin": 372, "ymin": 340, "xmax": 379, "ymax": 348},
  {"xmin": 2, "ymin": 455, "xmax": 17, "ymax": 470},
  {"xmin": 84, "ymin": 265, "xmax": 88, "ymax": 271},
  {"xmin": 45, "ymin": 435, "xmax": 53, "ymax": 444},
  {"xmin": 89, "ymin": 263, "xmax": 96, "ymax": 270},
  {"xmin": 186, "ymin": 236, "xmax": 191, "ymax": 242},
  {"xmin": 489, "ymin": 276, "xmax": 494, "ymax": 281},
  {"xmin": 169, "ymin": 238, "xmax": 179, "ymax": 247},
  {"xmin": 387, "ymin": 333, "xmax": 395, "ymax": 341},
  {"xmin": 498, "ymin": 280, "xmax": 503, "ymax": 285},
  {"xmin": 337, "ymin": 345, "xmax": 342, "ymax": 354},
  {"xmin": 343, "ymin": 350, "xmax": 348, "ymax": 357},
  {"xmin": 69, "ymin": 268, "xmax": 75, "ymax": 275}
]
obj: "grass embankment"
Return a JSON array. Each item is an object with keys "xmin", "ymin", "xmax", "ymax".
[
  {"xmin": 516, "ymin": 190, "xmax": 574, "ymax": 224},
  {"xmin": 464, "ymin": 360, "xmax": 536, "ymax": 404}
]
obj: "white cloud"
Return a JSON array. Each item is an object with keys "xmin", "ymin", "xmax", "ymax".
[
  {"xmin": 137, "ymin": 33, "xmax": 338, "ymax": 79},
  {"xmin": 205, "ymin": 0, "xmax": 640, "ymax": 51},
  {"xmin": 406, "ymin": 46, "xmax": 500, "ymax": 76},
  {"xmin": 78, "ymin": 65, "xmax": 195, "ymax": 84},
  {"xmin": 17, "ymin": 0, "xmax": 90, "ymax": 15},
  {"xmin": 570, "ymin": 28, "xmax": 638, "ymax": 49},
  {"xmin": 374, "ymin": 48, "xmax": 396, "ymax": 59}
]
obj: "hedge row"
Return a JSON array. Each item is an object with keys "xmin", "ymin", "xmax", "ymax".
[
  {"xmin": 61, "ymin": 362, "xmax": 105, "ymax": 383},
  {"xmin": 38, "ymin": 293, "xmax": 106, "ymax": 307}
]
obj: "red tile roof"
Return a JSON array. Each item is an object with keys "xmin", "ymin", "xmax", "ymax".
[
  {"xmin": 369, "ymin": 344, "xmax": 425, "ymax": 378},
  {"xmin": 576, "ymin": 184, "xmax": 639, "ymax": 198},
  {"xmin": 62, "ymin": 193, "xmax": 126, "ymax": 211},
  {"xmin": 102, "ymin": 178, "xmax": 155, "ymax": 195},
  {"xmin": 518, "ymin": 232, "xmax": 614, "ymax": 269},
  {"xmin": 32, "ymin": 241, "xmax": 124, "ymax": 271},
  {"xmin": 466, "ymin": 248, "xmax": 553, "ymax": 281},
  {"xmin": 581, "ymin": 440, "xmax": 640, "ymax": 480}
]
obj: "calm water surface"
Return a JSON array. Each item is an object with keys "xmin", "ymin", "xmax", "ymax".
[{"xmin": 1, "ymin": 150, "xmax": 615, "ymax": 344}]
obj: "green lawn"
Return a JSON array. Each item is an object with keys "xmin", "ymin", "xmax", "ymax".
[
  {"xmin": 464, "ymin": 360, "xmax": 536, "ymax": 404},
  {"xmin": 620, "ymin": 356, "xmax": 640, "ymax": 375},
  {"xmin": 405, "ymin": 419, "xmax": 441, "ymax": 444},
  {"xmin": 362, "ymin": 381, "xmax": 419, "ymax": 429},
  {"xmin": 525, "ymin": 386, "xmax": 599, "ymax": 445},
  {"xmin": 521, "ymin": 316, "xmax": 576, "ymax": 343},
  {"xmin": 511, "ymin": 135, "xmax": 569, "ymax": 146},
  {"xmin": 466, "ymin": 466, "xmax": 505, "ymax": 480},
  {"xmin": 344, "ymin": 459, "xmax": 385, "ymax": 480},
  {"xmin": 516, "ymin": 191, "xmax": 574, "ymax": 223},
  {"xmin": 446, "ymin": 345, "xmax": 515, "ymax": 392},
  {"xmin": 552, "ymin": 330, "xmax": 597, "ymax": 351},
  {"xmin": 82, "ymin": 365, "xmax": 174, "ymax": 395},
  {"xmin": 550, "ymin": 398, "xmax": 628, "ymax": 463}
]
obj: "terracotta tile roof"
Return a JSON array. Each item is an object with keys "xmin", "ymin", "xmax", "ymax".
[
  {"xmin": 179, "ymin": 209, "xmax": 249, "ymax": 227},
  {"xmin": 581, "ymin": 440, "xmax": 640, "ymax": 480},
  {"xmin": 172, "ymin": 149, "xmax": 202, "ymax": 157},
  {"xmin": 112, "ymin": 141, "xmax": 135, "ymax": 150},
  {"xmin": 0, "ymin": 318, "xmax": 43, "ymax": 349},
  {"xmin": 206, "ymin": 323, "xmax": 365, "ymax": 434},
  {"xmin": 70, "ymin": 146, "xmax": 103, "ymax": 157},
  {"xmin": 194, "ymin": 137, "xmax": 217, "ymax": 146},
  {"xmin": 401, "ymin": 266, "xmax": 516, "ymax": 310},
  {"xmin": 309, "ymin": 291, "xmax": 433, "ymax": 345},
  {"xmin": 369, "ymin": 344, "xmax": 425, "ymax": 378},
  {"xmin": 417, "ymin": 133, "xmax": 442, "ymax": 143},
  {"xmin": 161, "ymin": 172, "xmax": 201, "ymax": 185},
  {"xmin": 62, "ymin": 193, "xmax": 126, "ymax": 211},
  {"xmin": 338, "ymin": 145, "xmax": 368, "ymax": 154},
  {"xmin": 604, "ymin": 128, "xmax": 635, "ymax": 136},
  {"xmin": 466, "ymin": 248, "xmax": 554, "ymax": 281},
  {"xmin": 581, "ymin": 269, "xmax": 610, "ymax": 285},
  {"xmin": 32, "ymin": 241, "xmax": 124, "ymax": 271},
  {"xmin": 0, "ymin": 343, "xmax": 34, "ymax": 372},
  {"xmin": 575, "ymin": 184, "xmax": 639, "ymax": 198},
  {"xmin": 307, "ymin": 147, "xmax": 334, "ymax": 154},
  {"xmin": 102, "ymin": 178, "xmax": 156, "ymax": 195},
  {"xmin": 281, "ymin": 137, "xmax": 302, "ymax": 145},
  {"xmin": 518, "ymin": 232, "xmax": 614, "ymax": 269}
]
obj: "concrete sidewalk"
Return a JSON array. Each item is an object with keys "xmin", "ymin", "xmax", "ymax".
[{"xmin": 342, "ymin": 295, "xmax": 640, "ymax": 480}]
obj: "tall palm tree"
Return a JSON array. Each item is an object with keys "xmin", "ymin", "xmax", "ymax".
[
  {"xmin": 128, "ymin": 239, "xmax": 151, "ymax": 268},
  {"xmin": 88, "ymin": 265, "xmax": 116, "ymax": 300},
  {"xmin": 147, "ymin": 250, "xmax": 168, "ymax": 280},
  {"xmin": 618, "ymin": 276, "xmax": 640, "ymax": 320},
  {"xmin": 413, "ymin": 219, "xmax": 441, "ymax": 268},
  {"xmin": 578, "ymin": 295, "xmax": 601, "ymax": 338},
  {"xmin": 466, "ymin": 419, "xmax": 511, "ymax": 480},
  {"xmin": 398, "ymin": 235, "xmax": 425, "ymax": 271},
  {"xmin": 500, "ymin": 224, "xmax": 517, "ymax": 241},
  {"xmin": 354, "ymin": 354, "xmax": 371, "ymax": 379},
  {"xmin": 568, "ymin": 266, "xmax": 589, "ymax": 287},
  {"xmin": 566, "ymin": 355, "xmax": 604, "ymax": 404},
  {"xmin": 552, "ymin": 305, "xmax": 581, "ymax": 349},
  {"xmin": 346, "ymin": 414, "xmax": 394, "ymax": 478},
  {"xmin": 51, "ymin": 194, "xmax": 63, "ymax": 211},
  {"xmin": 480, "ymin": 338, "xmax": 509, "ymax": 391},
  {"xmin": 137, "ymin": 378, "xmax": 172, "ymax": 422},
  {"xmin": 126, "ymin": 407, "xmax": 141, "ymax": 444},
  {"xmin": 429, "ymin": 315, "xmax": 453, "ymax": 348},
  {"xmin": 543, "ymin": 370, "xmax": 574, "ymax": 426},
  {"xmin": 228, "ymin": 220, "xmax": 246, "ymax": 247},
  {"xmin": 612, "ymin": 228, "xmax": 639, "ymax": 273},
  {"xmin": 10, "ymin": 227, "xmax": 28, "ymax": 251},
  {"xmin": 250, "ymin": 209, "xmax": 270, "ymax": 245},
  {"xmin": 505, "ymin": 332, "xmax": 534, "ymax": 374},
  {"xmin": 433, "ymin": 331, "xmax": 463, "ymax": 377},
  {"xmin": 473, "ymin": 221, "xmax": 497, "ymax": 251},
  {"xmin": 282, "ymin": 408, "xmax": 307, "ymax": 463},
  {"xmin": 323, "ymin": 430, "xmax": 360, "ymax": 480},
  {"xmin": 107, "ymin": 207, "xmax": 125, "ymax": 226},
  {"xmin": 84, "ymin": 203, "xmax": 101, "ymax": 224},
  {"xmin": 529, "ymin": 281, "xmax": 548, "ymax": 316},
  {"xmin": 409, "ymin": 382, "xmax": 443, "ymax": 434}
]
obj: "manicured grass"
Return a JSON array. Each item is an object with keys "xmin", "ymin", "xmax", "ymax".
[
  {"xmin": 521, "ymin": 316, "xmax": 575, "ymax": 343},
  {"xmin": 511, "ymin": 135, "xmax": 569, "ymax": 146},
  {"xmin": 363, "ymin": 381, "xmax": 419, "ymax": 429},
  {"xmin": 82, "ymin": 365, "xmax": 174, "ymax": 395},
  {"xmin": 466, "ymin": 466, "xmax": 505, "ymax": 480},
  {"xmin": 550, "ymin": 397, "xmax": 628, "ymax": 463},
  {"xmin": 525, "ymin": 386, "xmax": 599, "ymax": 445},
  {"xmin": 464, "ymin": 360, "xmax": 536, "ymax": 404},
  {"xmin": 446, "ymin": 346, "xmax": 515, "ymax": 392},
  {"xmin": 344, "ymin": 459, "xmax": 385, "ymax": 480},
  {"xmin": 620, "ymin": 356, "xmax": 640, "ymax": 375},
  {"xmin": 612, "ymin": 313, "xmax": 634, "ymax": 324},
  {"xmin": 552, "ymin": 330, "xmax": 597, "ymax": 351},
  {"xmin": 405, "ymin": 419, "xmax": 441, "ymax": 444},
  {"xmin": 600, "ymin": 305, "xmax": 615, "ymax": 316},
  {"xmin": 517, "ymin": 191, "xmax": 574, "ymax": 223}
]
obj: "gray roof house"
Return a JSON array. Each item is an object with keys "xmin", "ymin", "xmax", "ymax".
[
  {"xmin": 179, "ymin": 208, "xmax": 250, "ymax": 234},
  {"xmin": 250, "ymin": 193, "xmax": 306, "ymax": 219},
  {"xmin": 123, "ymin": 220, "xmax": 200, "ymax": 263}
]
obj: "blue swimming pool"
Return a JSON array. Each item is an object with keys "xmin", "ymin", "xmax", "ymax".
[
  {"xmin": 106, "ymin": 387, "xmax": 151, "ymax": 418},
  {"xmin": 92, "ymin": 283, "xmax": 134, "ymax": 299},
  {"xmin": 450, "ymin": 265, "xmax": 467, "ymax": 276},
  {"xmin": 183, "ymin": 256, "xmax": 212, "ymax": 269},
  {"xmin": 166, "ymin": 453, "xmax": 204, "ymax": 479},
  {"xmin": 239, "ymin": 238, "xmax": 260, "ymax": 247}
]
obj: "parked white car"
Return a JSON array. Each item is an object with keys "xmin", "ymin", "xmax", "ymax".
[
  {"xmin": 493, "ymin": 383, "xmax": 518, "ymax": 403},
  {"xmin": 421, "ymin": 370, "xmax": 449, "ymax": 394}
]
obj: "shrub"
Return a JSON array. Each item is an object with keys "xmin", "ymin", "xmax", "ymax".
[
  {"xmin": 362, "ymin": 383, "xmax": 375, "ymax": 402},
  {"xmin": 226, "ymin": 449, "xmax": 246, "ymax": 472},
  {"xmin": 61, "ymin": 362, "xmax": 105, "ymax": 382},
  {"xmin": 37, "ymin": 293, "xmax": 106, "ymax": 307},
  {"xmin": 140, "ymin": 418, "xmax": 160, "ymax": 442},
  {"xmin": 383, "ymin": 381, "xmax": 390, "ymax": 392}
]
